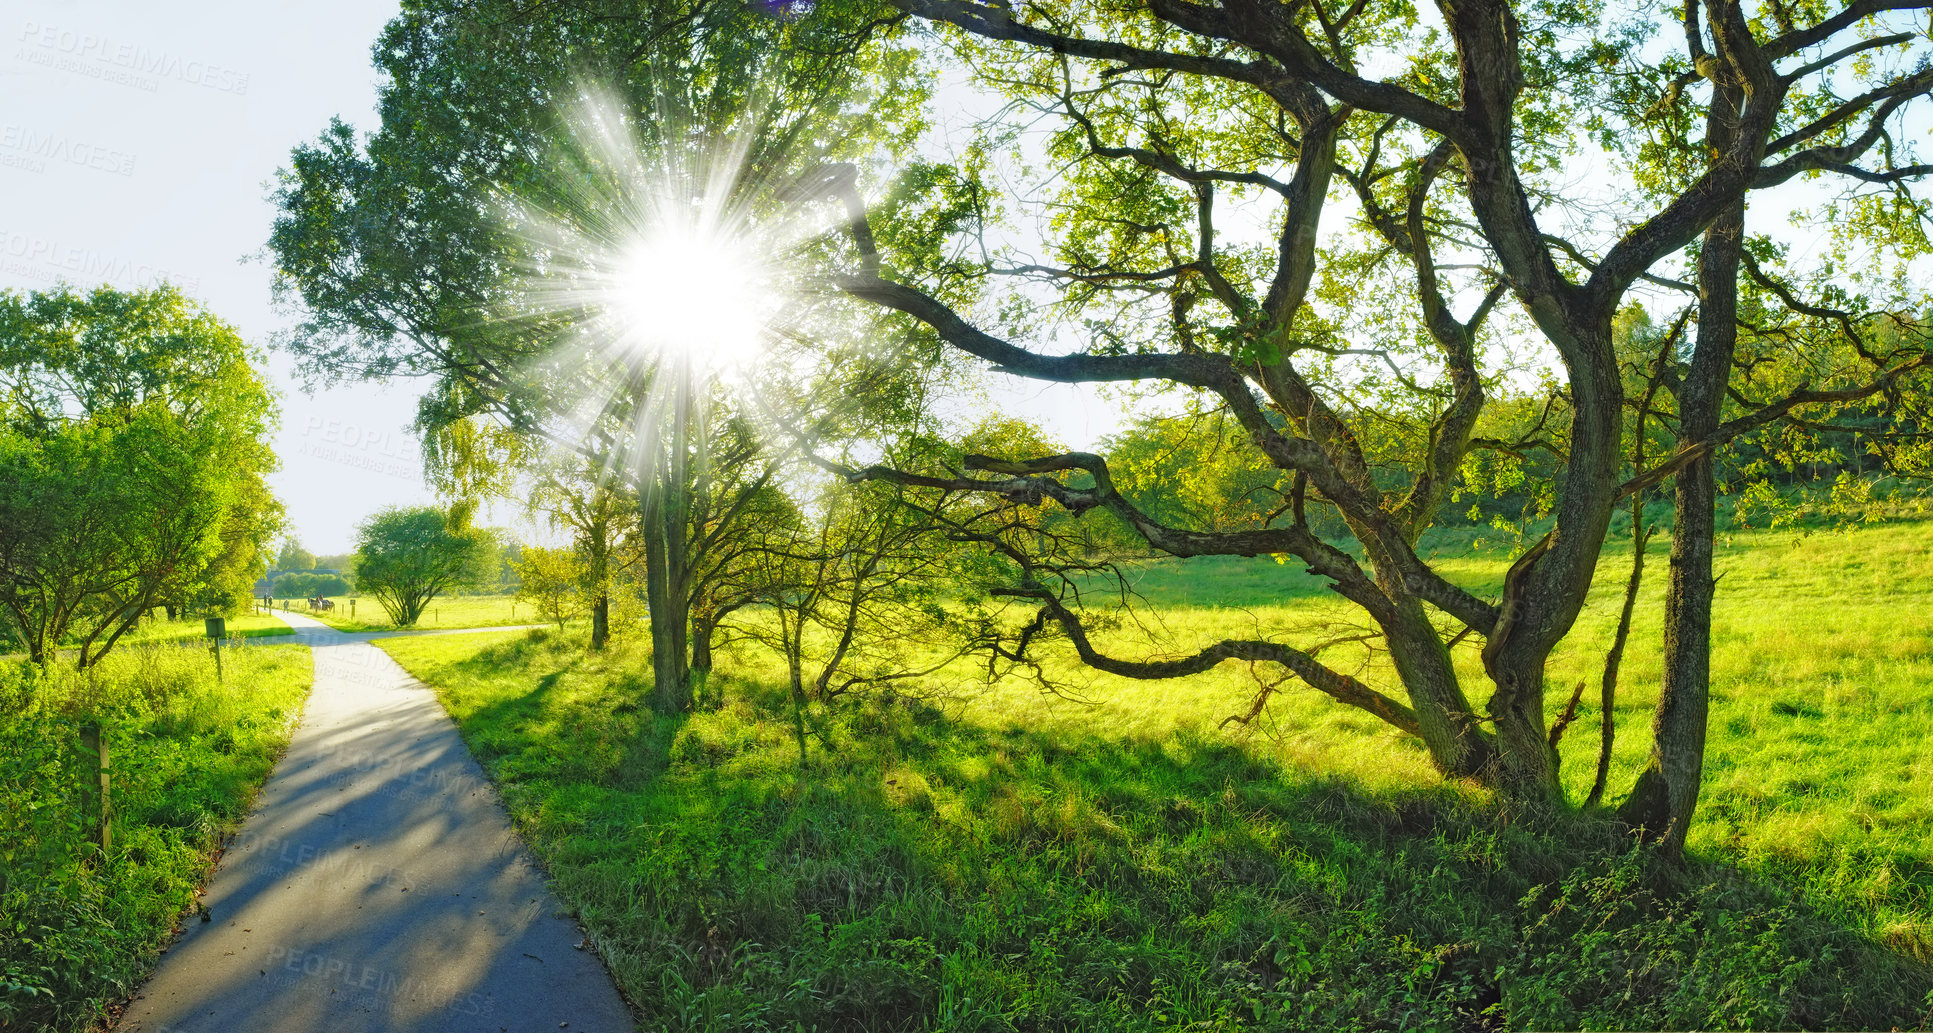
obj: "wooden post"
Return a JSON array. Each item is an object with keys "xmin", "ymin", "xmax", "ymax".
[
  {"xmin": 205, "ymin": 617, "xmax": 226, "ymax": 683},
  {"xmin": 79, "ymin": 723, "xmax": 111, "ymax": 853}
]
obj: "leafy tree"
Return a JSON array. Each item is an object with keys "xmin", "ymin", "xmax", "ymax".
[
  {"xmin": 801, "ymin": 0, "xmax": 1933, "ymax": 847},
  {"xmin": 0, "ymin": 286, "xmax": 282, "ymax": 669},
  {"xmin": 352, "ymin": 506, "xmax": 490, "ymax": 626},
  {"xmin": 187, "ymin": 470, "xmax": 286, "ymax": 616},
  {"xmin": 267, "ymin": 0, "xmax": 928, "ymax": 711},
  {"xmin": 512, "ymin": 546, "xmax": 585, "ymax": 629},
  {"xmin": 753, "ymin": 479, "xmax": 980, "ymax": 688},
  {"xmin": 275, "ymin": 538, "xmax": 316, "ymax": 572},
  {"xmin": 519, "ymin": 446, "xmax": 639, "ymax": 650}
]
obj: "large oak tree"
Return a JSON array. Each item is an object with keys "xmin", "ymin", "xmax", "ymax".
[{"xmin": 800, "ymin": 0, "xmax": 1933, "ymax": 850}]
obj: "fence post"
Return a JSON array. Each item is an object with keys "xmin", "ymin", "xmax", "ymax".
[
  {"xmin": 205, "ymin": 616, "xmax": 226, "ymax": 683},
  {"xmin": 78, "ymin": 723, "xmax": 111, "ymax": 853}
]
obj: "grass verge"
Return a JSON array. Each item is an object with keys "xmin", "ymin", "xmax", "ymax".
[{"xmin": 0, "ymin": 641, "xmax": 313, "ymax": 1031}]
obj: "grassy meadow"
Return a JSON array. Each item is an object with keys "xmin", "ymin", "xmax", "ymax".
[
  {"xmin": 289, "ymin": 592, "xmax": 538, "ymax": 632},
  {"xmin": 373, "ymin": 518, "xmax": 1933, "ymax": 1030},
  {"xmin": 0, "ymin": 640, "xmax": 314, "ymax": 1032},
  {"xmin": 119, "ymin": 609, "xmax": 296, "ymax": 645}
]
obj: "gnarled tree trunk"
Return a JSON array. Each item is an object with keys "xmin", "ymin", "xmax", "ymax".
[{"xmin": 1620, "ymin": 201, "xmax": 1744, "ymax": 854}]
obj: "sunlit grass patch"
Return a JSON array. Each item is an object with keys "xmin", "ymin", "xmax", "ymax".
[
  {"xmin": 116, "ymin": 610, "xmax": 295, "ymax": 645},
  {"xmin": 377, "ymin": 522, "xmax": 1933, "ymax": 1028}
]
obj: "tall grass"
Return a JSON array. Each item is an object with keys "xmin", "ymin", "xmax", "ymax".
[
  {"xmin": 380, "ymin": 520, "xmax": 1933, "ymax": 1030},
  {"xmin": 0, "ymin": 641, "xmax": 313, "ymax": 1032}
]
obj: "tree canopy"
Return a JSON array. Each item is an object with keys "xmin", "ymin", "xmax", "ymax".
[
  {"xmin": 353, "ymin": 506, "xmax": 492, "ymax": 626},
  {"xmin": 275, "ymin": 539, "xmax": 317, "ymax": 572},
  {"xmin": 268, "ymin": 0, "xmax": 936, "ymax": 707},
  {"xmin": 0, "ymin": 285, "xmax": 282, "ymax": 668}
]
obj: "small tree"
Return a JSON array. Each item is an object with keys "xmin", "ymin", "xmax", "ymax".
[
  {"xmin": 275, "ymin": 538, "xmax": 316, "ymax": 572},
  {"xmin": 513, "ymin": 546, "xmax": 585, "ymax": 630},
  {"xmin": 523, "ymin": 449, "xmax": 639, "ymax": 650},
  {"xmin": 352, "ymin": 506, "xmax": 488, "ymax": 626}
]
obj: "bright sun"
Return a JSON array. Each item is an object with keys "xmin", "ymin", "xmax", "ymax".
[{"xmin": 608, "ymin": 220, "xmax": 769, "ymax": 374}]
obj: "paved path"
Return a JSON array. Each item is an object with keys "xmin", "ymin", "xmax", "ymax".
[{"xmin": 116, "ymin": 611, "xmax": 635, "ymax": 1033}]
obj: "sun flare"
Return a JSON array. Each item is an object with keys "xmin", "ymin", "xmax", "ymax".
[
  {"xmin": 608, "ymin": 222, "xmax": 769, "ymax": 374},
  {"xmin": 495, "ymin": 81, "xmax": 833, "ymax": 487}
]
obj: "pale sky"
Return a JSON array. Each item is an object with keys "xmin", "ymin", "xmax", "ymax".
[
  {"xmin": 0, "ymin": 1, "xmax": 1123, "ymax": 554},
  {"xmin": 2, "ymin": 0, "xmax": 419, "ymax": 553}
]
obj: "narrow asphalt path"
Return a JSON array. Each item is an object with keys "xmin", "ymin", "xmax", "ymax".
[{"xmin": 116, "ymin": 610, "xmax": 635, "ymax": 1033}]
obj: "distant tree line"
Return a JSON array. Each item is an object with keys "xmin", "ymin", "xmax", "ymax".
[{"xmin": 270, "ymin": 572, "xmax": 350, "ymax": 600}]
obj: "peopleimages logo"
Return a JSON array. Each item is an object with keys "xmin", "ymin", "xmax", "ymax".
[
  {"xmin": 0, "ymin": 228, "xmax": 200, "ymax": 293},
  {"xmin": 0, "ymin": 125, "xmax": 137, "ymax": 176},
  {"xmin": 297, "ymin": 415, "xmax": 424, "ymax": 482},
  {"xmin": 17, "ymin": 20, "xmax": 250, "ymax": 95},
  {"xmin": 260, "ymin": 945, "xmax": 492, "ymax": 1018}
]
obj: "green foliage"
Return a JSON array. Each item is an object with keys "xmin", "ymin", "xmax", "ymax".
[
  {"xmin": 0, "ymin": 642, "xmax": 312, "ymax": 1032},
  {"xmin": 266, "ymin": 1, "xmax": 942, "ymax": 685},
  {"xmin": 1502, "ymin": 848, "xmax": 1895, "ymax": 1029},
  {"xmin": 352, "ymin": 506, "xmax": 492, "ymax": 627},
  {"xmin": 520, "ymin": 447, "xmax": 639, "ymax": 632},
  {"xmin": 274, "ymin": 539, "xmax": 315, "ymax": 572},
  {"xmin": 268, "ymin": 0, "xmax": 928, "ymax": 406},
  {"xmin": 269, "ymin": 572, "xmax": 350, "ymax": 600},
  {"xmin": 0, "ymin": 286, "xmax": 283, "ymax": 666},
  {"xmin": 513, "ymin": 546, "xmax": 586, "ymax": 629}
]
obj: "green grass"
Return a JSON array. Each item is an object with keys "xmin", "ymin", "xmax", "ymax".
[
  {"xmin": 292, "ymin": 593, "xmax": 540, "ymax": 632},
  {"xmin": 376, "ymin": 518, "xmax": 1933, "ymax": 1030},
  {"xmin": 0, "ymin": 641, "xmax": 313, "ymax": 1031},
  {"xmin": 117, "ymin": 610, "xmax": 295, "ymax": 645}
]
